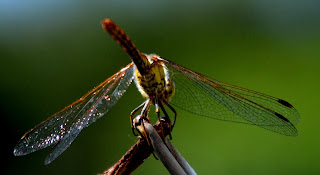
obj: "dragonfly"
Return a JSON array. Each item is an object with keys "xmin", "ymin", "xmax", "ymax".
[{"xmin": 14, "ymin": 18, "xmax": 300, "ymax": 165}]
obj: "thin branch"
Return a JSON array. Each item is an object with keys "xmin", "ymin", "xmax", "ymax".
[
  {"xmin": 101, "ymin": 117, "xmax": 196, "ymax": 175},
  {"xmin": 100, "ymin": 117, "xmax": 171, "ymax": 175},
  {"xmin": 100, "ymin": 138, "xmax": 152, "ymax": 175},
  {"xmin": 164, "ymin": 138, "xmax": 197, "ymax": 175},
  {"xmin": 143, "ymin": 120, "xmax": 187, "ymax": 175}
]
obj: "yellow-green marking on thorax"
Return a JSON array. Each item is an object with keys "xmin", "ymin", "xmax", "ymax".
[{"xmin": 134, "ymin": 54, "xmax": 175, "ymax": 102}]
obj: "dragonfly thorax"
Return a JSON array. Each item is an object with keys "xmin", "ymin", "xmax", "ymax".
[{"xmin": 134, "ymin": 54, "xmax": 175, "ymax": 102}]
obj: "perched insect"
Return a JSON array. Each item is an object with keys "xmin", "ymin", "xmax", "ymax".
[{"xmin": 14, "ymin": 18, "xmax": 300, "ymax": 165}]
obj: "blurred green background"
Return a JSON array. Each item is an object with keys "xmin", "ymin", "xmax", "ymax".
[{"xmin": 2, "ymin": 1, "xmax": 320, "ymax": 174}]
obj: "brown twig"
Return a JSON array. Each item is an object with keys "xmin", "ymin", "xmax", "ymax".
[
  {"xmin": 101, "ymin": 116, "xmax": 196, "ymax": 175},
  {"xmin": 164, "ymin": 138, "xmax": 196, "ymax": 175},
  {"xmin": 143, "ymin": 119, "xmax": 187, "ymax": 175},
  {"xmin": 100, "ymin": 117, "xmax": 171, "ymax": 175}
]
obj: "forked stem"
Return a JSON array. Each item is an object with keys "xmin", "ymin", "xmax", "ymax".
[{"xmin": 101, "ymin": 117, "xmax": 195, "ymax": 175}]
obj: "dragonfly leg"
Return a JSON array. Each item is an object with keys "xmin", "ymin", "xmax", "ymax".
[
  {"xmin": 158, "ymin": 100, "xmax": 172, "ymax": 140},
  {"xmin": 154, "ymin": 98, "xmax": 162, "ymax": 129},
  {"xmin": 141, "ymin": 98, "xmax": 151, "ymax": 116},
  {"xmin": 132, "ymin": 115, "xmax": 152, "ymax": 147},
  {"xmin": 132, "ymin": 114, "xmax": 159, "ymax": 160},
  {"xmin": 162, "ymin": 100, "xmax": 177, "ymax": 131},
  {"xmin": 130, "ymin": 101, "xmax": 146, "ymax": 136},
  {"xmin": 134, "ymin": 99, "xmax": 152, "ymax": 146},
  {"xmin": 154, "ymin": 98, "xmax": 161, "ymax": 121},
  {"xmin": 136, "ymin": 98, "xmax": 152, "ymax": 138}
]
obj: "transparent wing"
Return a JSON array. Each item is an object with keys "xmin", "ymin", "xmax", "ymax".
[
  {"xmin": 14, "ymin": 63, "xmax": 134, "ymax": 164},
  {"xmin": 163, "ymin": 59, "xmax": 300, "ymax": 136}
]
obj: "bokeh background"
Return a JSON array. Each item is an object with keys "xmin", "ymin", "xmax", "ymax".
[{"xmin": 2, "ymin": 1, "xmax": 320, "ymax": 174}]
